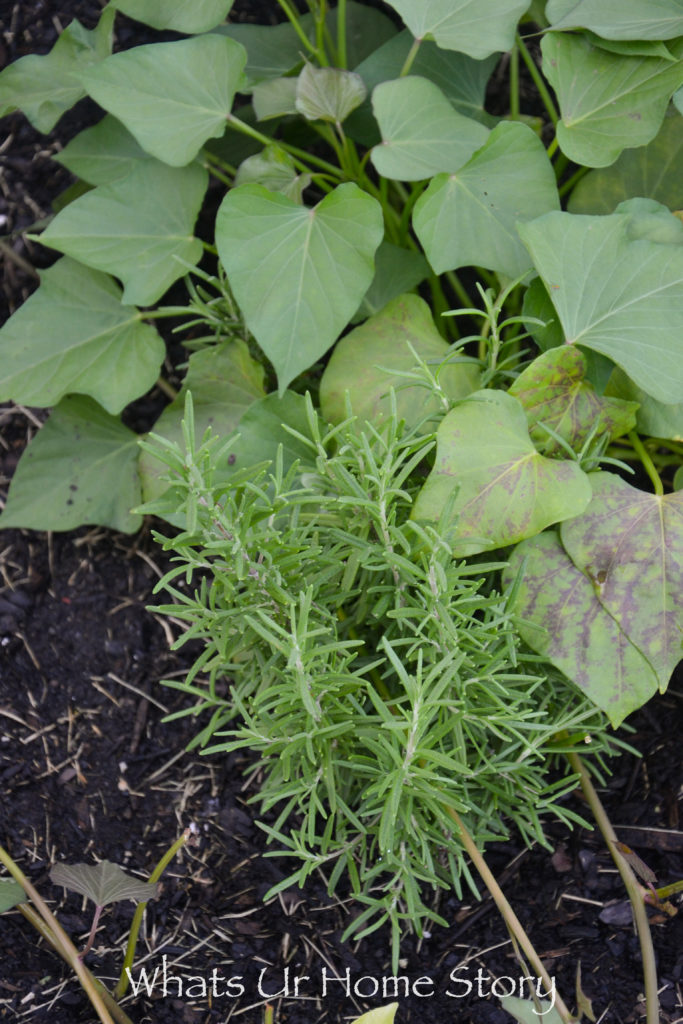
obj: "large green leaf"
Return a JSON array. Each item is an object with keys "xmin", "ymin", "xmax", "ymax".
[
  {"xmin": 546, "ymin": 0, "xmax": 683, "ymax": 40},
  {"xmin": 352, "ymin": 241, "xmax": 429, "ymax": 322},
  {"xmin": 518, "ymin": 210, "xmax": 683, "ymax": 404},
  {"xmin": 0, "ymin": 258, "xmax": 164, "ymax": 414},
  {"xmin": 37, "ymin": 161, "xmax": 207, "ymax": 306},
  {"xmin": 411, "ymin": 390, "xmax": 592, "ymax": 555},
  {"xmin": 0, "ymin": 397, "xmax": 142, "ymax": 534},
  {"xmin": 139, "ymin": 342, "xmax": 266, "ymax": 503},
  {"xmin": 54, "ymin": 115, "xmax": 153, "ymax": 185},
  {"xmin": 541, "ymin": 32, "xmax": 683, "ymax": 167},
  {"xmin": 51, "ymin": 860, "xmax": 157, "ymax": 907},
  {"xmin": 0, "ymin": 10, "xmax": 114, "ymax": 133},
  {"xmin": 504, "ymin": 532, "xmax": 658, "ymax": 725},
  {"xmin": 382, "ymin": 0, "xmax": 529, "ymax": 59},
  {"xmin": 413, "ymin": 122, "xmax": 559, "ymax": 276},
  {"xmin": 111, "ymin": 0, "xmax": 233, "ymax": 33},
  {"xmin": 215, "ymin": 183, "xmax": 383, "ymax": 391},
  {"xmin": 560, "ymin": 472, "xmax": 683, "ymax": 691},
  {"xmin": 606, "ymin": 368, "xmax": 683, "ymax": 440},
  {"xmin": 320, "ymin": 294, "xmax": 480, "ymax": 427},
  {"xmin": 370, "ymin": 77, "xmax": 489, "ymax": 180},
  {"xmin": 80, "ymin": 35, "xmax": 247, "ymax": 167},
  {"xmin": 568, "ymin": 109, "xmax": 683, "ymax": 214},
  {"xmin": 508, "ymin": 346, "xmax": 638, "ymax": 455},
  {"xmin": 347, "ymin": 30, "xmax": 496, "ymax": 144}
]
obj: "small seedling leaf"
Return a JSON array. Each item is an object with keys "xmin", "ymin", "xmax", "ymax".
[
  {"xmin": 0, "ymin": 879, "xmax": 27, "ymax": 913},
  {"xmin": 50, "ymin": 861, "xmax": 158, "ymax": 907},
  {"xmin": 215, "ymin": 183, "xmax": 383, "ymax": 392},
  {"xmin": 295, "ymin": 63, "xmax": 367, "ymax": 124},
  {"xmin": 413, "ymin": 121, "xmax": 559, "ymax": 276},
  {"xmin": 412, "ymin": 390, "xmax": 592, "ymax": 555},
  {"xmin": 320, "ymin": 293, "xmax": 480, "ymax": 427},
  {"xmin": 350, "ymin": 1004, "xmax": 398, "ymax": 1024},
  {"xmin": 370, "ymin": 76, "xmax": 489, "ymax": 180},
  {"xmin": 560, "ymin": 471, "xmax": 683, "ymax": 692},
  {"xmin": 500, "ymin": 994, "xmax": 565, "ymax": 1024},
  {"xmin": 504, "ymin": 531, "xmax": 658, "ymax": 725},
  {"xmin": 0, "ymin": 396, "xmax": 142, "ymax": 534},
  {"xmin": 0, "ymin": 258, "xmax": 164, "ymax": 414},
  {"xmin": 80, "ymin": 35, "xmax": 247, "ymax": 167}
]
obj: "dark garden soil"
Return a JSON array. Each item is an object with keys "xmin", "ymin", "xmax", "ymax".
[{"xmin": 1, "ymin": 4, "xmax": 682, "ymax": 1024}]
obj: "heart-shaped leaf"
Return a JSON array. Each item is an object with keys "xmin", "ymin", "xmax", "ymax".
[
  {"xmin": 508, "ymin": 346, "xmax": 638, "ymax": 455},
  {"xmin": 51, "ymin": 861, "xmax": 158, "ymax": 907},
  {"xmin": 546, "ymin": 0, "xmax": 683, "ymax": 40},
  {"xmin": 38, "ymin": 161, "xmax": 208, "ymax": 306},
  {"xmin": 518, "ymin": 210, "xmax": 683, "ymax": 405},
  {"xmin": 382, "ymin": 0, "xmax": 529, "ymax": 59},
  {"xmin": 504, "ymin": 531, "xmax": 658, "ymax": 725},
  {"xmin": 81, "ymin": 35, "xmax": 247, "ymax": 166},
  {"xmin": 215, "ymin": 183, "xmax": 383, "ymax": 391},
  {"xmin": 111, "ymin": 0, "xmax": 234, "ymax": 33},
  {"xmin": 295, "ymin": 63, "xmax": 367, "ymax": 124},
  {"xmin": 139, "ymin": 341, "xmax": 266, "ymax": 504},
  {"xmin": 0, "ymin": 258, "xmax": 164, "ymax": 414},
  {"xmin": 541, "ymin": 32, "xmax": 683, "ymax": 167},
  {"xmin": 568, "ymin": 109, "xmax": 683, "ymax": 215},
  {"xmin": 54, "ymin": 115, "xmax": 153, "ymax": 185},
  {"xmin": 560, "ymin": 472, "xmax": 683, "ymax": 691},
  {"xmin": 320, "ymin": 294, "xmax": 480, "ymax": 427},
  {"xmin": 413, "ymin": 121, "xmax": 559, "ymax": 276},
  {"xmin": 412, "ymin": 390, "xmax": 592, "ymax": 555},
  {"xmin": 0, "ymin": 10, "xmax": 114, "ymax": 133},
  {"xmin": 0, "ymin": 878, "xmax": 27, "ymax": 913},
  {"xmin": 370, "ymin": 77, "xmax": 489, "ymax": 181},
  {"xmin": 0, "ymin": 397, "xmax": 142, "ymax": 534}
]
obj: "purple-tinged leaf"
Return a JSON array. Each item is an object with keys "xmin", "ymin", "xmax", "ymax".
[
  {"xmin": 560, "ymin": 472, "xmax": 683, "ymax": 692},
  {"xmin": 412, "ymin": 390, "xmax": 592, "ymax": 555},
  {"xmin": 50, "ymin": 861, "xmax": 158, "ymax": 907},
  {"xmin": 508, "ymin": 347, "xmax": 638, "ymax": 455},
  {"xmin": 505, "ymin": 531, "xmax": 658, "ymax": 725}
]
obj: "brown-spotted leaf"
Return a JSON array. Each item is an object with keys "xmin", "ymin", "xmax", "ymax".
[
  {"xmin": 412, "ymin": 390, "xmax": 592, "ymax": 555},
  {"xmin": 508, "ymin": 346, "xmax": 638, "ymax": 455},
  {"xmin": 504, "ymin": 531, "xmax": 658, "ymax": 725},
  {"xmin": 50, "ymin": 860, "xmax": 158, "ymax": 907},
  {"xmin": 560, "ymin": 472, "xmax": 683, "ymax": 692}
]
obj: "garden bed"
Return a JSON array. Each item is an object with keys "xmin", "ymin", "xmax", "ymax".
[{"xmin": 1, "ymin": 3, "xmax": 682, "ymax": 1023}]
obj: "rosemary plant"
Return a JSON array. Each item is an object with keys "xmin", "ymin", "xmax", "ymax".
[{"xmin": 146, "ymin": 395, "xmax": 620, "ymax": 964}]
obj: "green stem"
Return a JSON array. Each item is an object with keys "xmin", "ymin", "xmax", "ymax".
[
  {"xmin": 567, "ymin": 752, "xmax": 660, "ymax": 1024},
  {"xmin": 628, "ymin": 432, "xmax": 664, "ymax": 495},
  {"xmin": 445, "ymin": 810, "xmax": 574, "ymax": 1024},
  {"xmin": 315, "ymin": 0, "xmax": 328, "ymax": 65},
  {"xmin": 516, "ymin": 33, "xmax": 559, "ymax": 125},
  {"xmin": 546, "ymin": 136, "xmax": 559, "ymax": 159},
  {"xmin": 509, "ymin": 41, "xmax": 520, "ymax": 120},
  {"xmin": 114, "ymin": 829, "xmax": 193, "ymax": 999},
  {"xmin": 226, "ymin": 114, "xmax": 343, "ymax": 178},
  {"xmin": 336, "ymin": 0, "xmax": 347, "ymax": 67},
  {"xmin": 444, "ymin": 269, "xmax": 474, "ymax": 310},
  {"xmin": 275, "ymin": 0, "xmax": 318, "ymax": 57},
  {"xmin": 0, "ymin": 845, "xmax": 117, "ymax": 1024},
  {"xmin": 558, "ymin": 165, "xmax": 589, "ymax": 199},
  {"xmin": 400, "ymin": 37, "xmax": 422, "ymax": 76}
]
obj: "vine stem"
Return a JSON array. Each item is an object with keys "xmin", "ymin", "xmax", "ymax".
[
  {"xmin": 400, "ymin": 36, "xmax": 422, "ymax": 76},
  {"xmin": 566, "ymin": 752, "xmax": 660, "ymax": 1024},
  {"xmin": 445, "ymin": 809, "xmax": 575, "ymax": 1024},
  {"xmin": 275, "ymin": 0, "xmax": 318, "ymax": 57},
  {"xmin": 516, "ymin": 33, "xmax": 559, "ymax": 125},
  {"xmin": 628, "ymin": 431, "xmax": 664, "ymax": 495}
]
